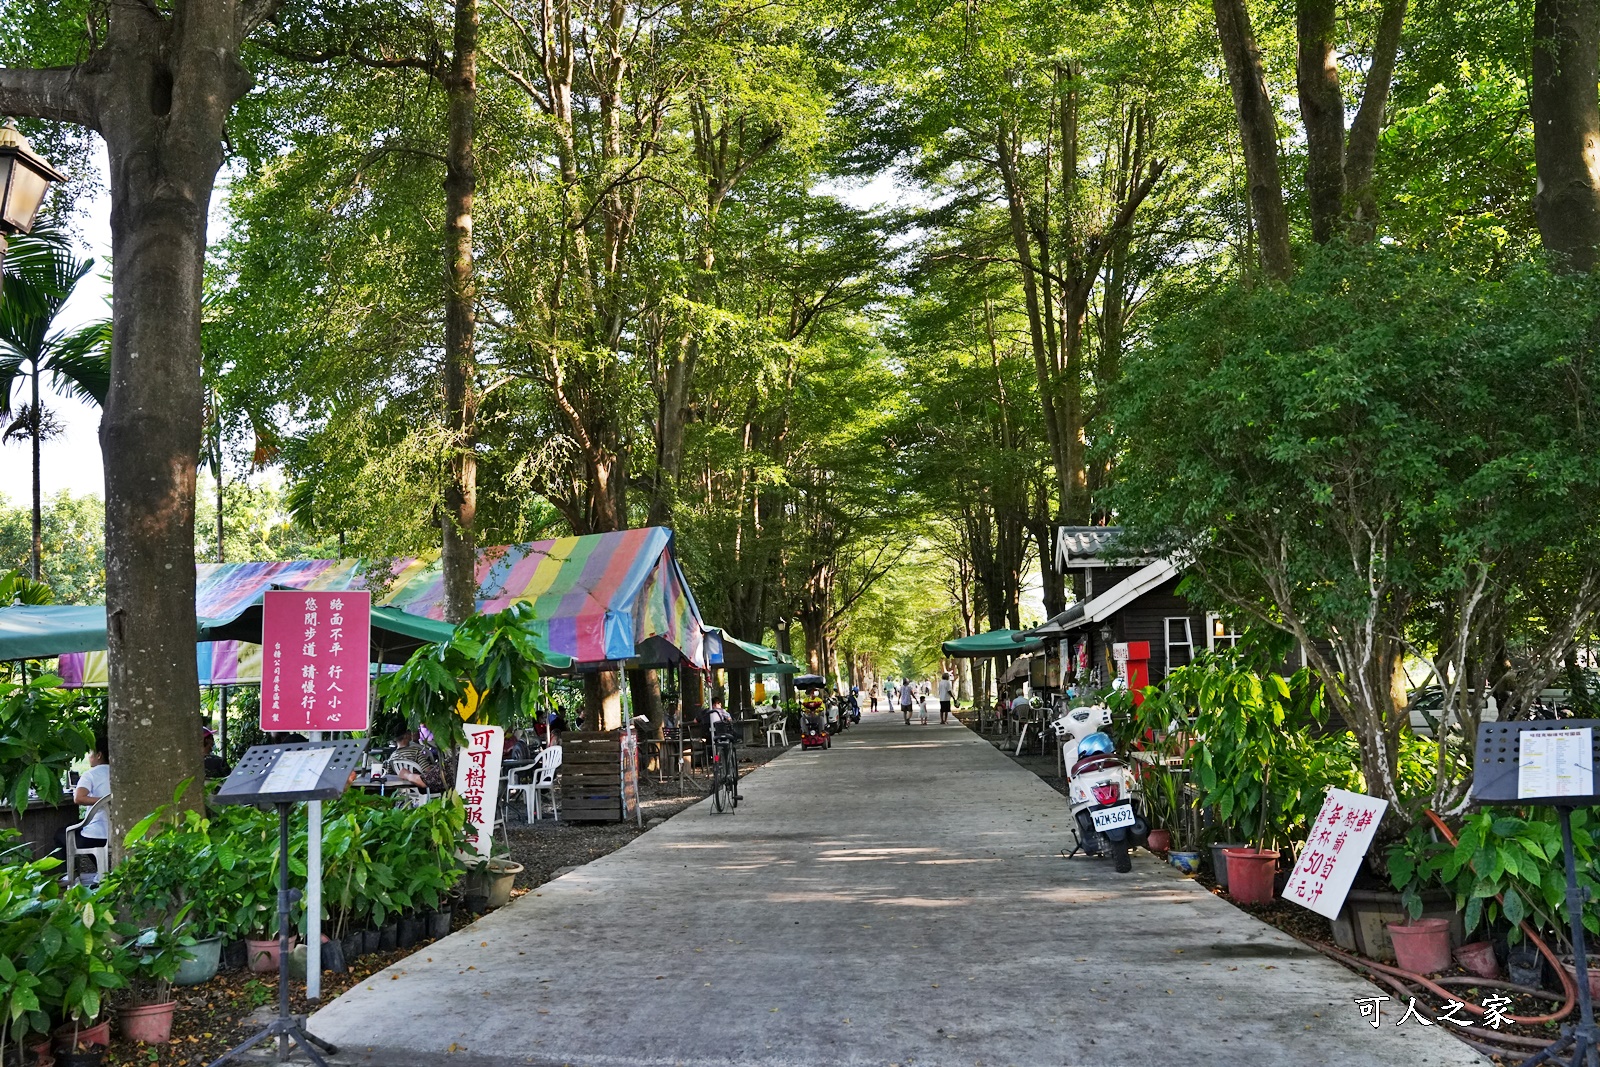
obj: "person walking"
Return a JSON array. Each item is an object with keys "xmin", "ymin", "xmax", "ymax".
[
  {"xmin": 918, "ymin": 681, "xmax": 929, "ymax": 725},
  {"xmin": 899, "ymin": 677, "xmax": 914, "ymax": 724},
  {"xmin": 937, "ymin": 672, "xmax": 955, "ymax": 724}
]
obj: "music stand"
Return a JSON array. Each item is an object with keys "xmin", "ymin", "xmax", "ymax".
[
  {"xmin": 1474, "ymin": 721, "xmax": 1600, "ymax": 1067},
  {"xmin": 208, "ymin": 740, "xmax": 364, "ymax": 1067}
]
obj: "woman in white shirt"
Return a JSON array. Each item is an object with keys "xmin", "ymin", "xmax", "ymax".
[{"xmin": 56, "ymin": 736, "xmax": 110, "ymax": 881}]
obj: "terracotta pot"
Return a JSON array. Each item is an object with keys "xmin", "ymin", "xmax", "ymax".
[
  {"xmin": 1145, "ymin": 829, "xmax": 1172, "ymax": 854},
  {"xmin": 1455, "ymin": 940, "xmax": 1499, "ymax": 979},
  {"xmin": 1560, "ymin": 956, "xmax": 1600, "ymax": 1000},
  {"xmin": 1222, "ymin": 848, "xmax": 1278, "ymax": 905},
  {"xmin": 117, "ymin": 1001, "xmax": 176, "ymax": 1044},
  {"xmin": 245, "ymin": 936, "xmax": 298, "ymax": 974},
  {"xmin": 52, "ymin": 1019, "xmax": 110, "ymax": 1053},
  {"xmin": 1387, "ymin": 918, "xmax": 1452, "ymax": 974},
  {"xmin": 29, "ymin": 1037, "xmax": 53, "ymax": 1066}
]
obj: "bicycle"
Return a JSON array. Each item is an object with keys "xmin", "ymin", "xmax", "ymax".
[{"xmin": 710, "ymin": 724, "xmax": 739, "ymax": 813}]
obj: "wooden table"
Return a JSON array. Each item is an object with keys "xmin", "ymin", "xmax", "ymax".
[{"xmin": 1, "ymin": 793, "xmax": 79, "ymax": 860}]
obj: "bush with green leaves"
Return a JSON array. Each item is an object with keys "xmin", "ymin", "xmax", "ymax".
[{"xmin": 0, "ymin": 672, "xmax": 93, "ymax": 809}]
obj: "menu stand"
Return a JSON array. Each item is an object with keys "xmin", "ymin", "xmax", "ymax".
[
  {"xmin": 1474, "ymin": 721, "xmax": 1600, "ymax": 1067},
  {"xmin": 208, "ymin": 740, "xmax": 364, "ymax": 1067}
]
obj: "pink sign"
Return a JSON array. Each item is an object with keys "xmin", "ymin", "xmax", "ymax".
[{"xmin": 261, "ymin": 590, "xmax": 372, "ymax": 732}]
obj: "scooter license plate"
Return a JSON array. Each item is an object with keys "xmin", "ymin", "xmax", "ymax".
[{"xmin": 1091, "ymin": 803, "xmax": 1135, "ymax": 832}]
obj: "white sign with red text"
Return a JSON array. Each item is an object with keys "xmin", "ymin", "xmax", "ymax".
[
  {"xmin": 455, "ymin": 725, "xmax": 504, "ymax": 858},
  {"xmin": 1282, "ymin": 787, "xmax": 1389, "ymax": 919}
]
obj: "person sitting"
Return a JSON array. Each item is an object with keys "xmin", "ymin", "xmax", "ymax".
[
  {"xmin": 56, "ymin": 735, "xmax": 110, "ymax": 885},
  {"xmin": 390, "ymin": 728, "xmax": 445, "ymax": 793},
  {"xmin": 800, "ymin": 690, "xmax": 827, "ymax": 736},
  {"xmin": 203, "ymin": 728, "xmax": 232, "ymax": 779}
]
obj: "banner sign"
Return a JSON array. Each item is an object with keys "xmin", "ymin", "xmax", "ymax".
[
  {"xmin": 457, "ymin": 725, "xmax": 505, "ymax": 857},
  {"xmin": 261, "ymin": 591, "xmax": 371, "ymax": 732},
  {"xmin": 1282, "ymin": 787, "xmax": 1389, "ymax": 919}
]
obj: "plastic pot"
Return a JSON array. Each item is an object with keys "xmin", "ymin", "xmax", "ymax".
[
  {"xmin": 1386, "ymin": 919, "xmax": 1452, "ymax": 975},
  {"xmin": 175, "ymin": 935, "xmax": 223, "ymax": 986},
  {"xmin": 52, "ymin": 1020, "xmax": 110, "ymax": 1054},
  {"xmin": 1222, "ymin": 848, "xmax": 1278, "ymax": 905},
  {"xmin": 397, "ymin": 915, "xmax": 423, "ymax": 949},
  {"xmin": 1145, "ymin": 829, "xmax": 1172, "ymax": 855},
  {"xmin": 1168, "ymin": 850, "xmax": 1202, "ymax": 876},
  {"xmin": 1560, "ymin": 956, "xmax": 1600, "ymax": 1000},
  {"xmin": 485, "ymin": 859, "xmax": 523, "ymax": 909},
  {"xmin": 221, "ymin": 939, "xmax": 247, "ymax": 972},
  {"xmin": 427, "ymin": 908, "xmax": 452, "ymax": 939},
  {"xmin": 1209, "ymin": 842, "xmax": 1248, "ymax": 889},
  {"xmin": 362, "ymin": 928, "xmax": 381, "ymax": 955},
  {"xmin": 117, "ymin": 1002, "xmax": 176, "ymax": 1044},
  {"xmin": 245, "ymin": 936, "xmax": 297, "ymax": 974},
  {"xmin": 57, "ymin": 1054, "xmax": 102, "ymax": 1067},
  {"xmin": 1508, "ymin": 945, "xmax": 1544, "ymax": 988},
  {"xmin": 378, "ymin": 924, "xmax": 398, "ymax": 951},
  {"xmin": 1455, "ymin": 941, "xmax": 1498, "ymax": 979},
  {"xmin": 463, "ymin": 893, "xmax": 489, "ymax": 917},
  {"xmin": 340, "ymin": 931, "xmax": 364, "ymax": 962}
]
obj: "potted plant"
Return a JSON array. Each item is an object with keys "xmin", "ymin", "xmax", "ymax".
[
  {"xmin": 45, "ymin": 885, "xmax": 124, "ymax": 1065},
  {"xmin": 111, "ymin": 918, "xmax": 194, "ymax": 1044},
  {"xmin": 0, "ymin": 846, "xmax": 64, "ymax": 1065}
]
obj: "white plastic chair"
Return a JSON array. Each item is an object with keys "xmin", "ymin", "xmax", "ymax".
[
  {"xmin": 764, "ymin": 709, "xmax": 788, "ymax": 747},
  {"xmin": 388, "ymin": 757, "xmax": 432, "ymax": 805},
  {"xmin": 532, "ymin": 745, "xmax": 561, "ymax": 821},
  {"xmin": 505, "ymin": 753, "xmax": 546, "ymax": 824},
  {"xmin": 64, "ymin": 794, "xmax": 112, "ymax": 885}
]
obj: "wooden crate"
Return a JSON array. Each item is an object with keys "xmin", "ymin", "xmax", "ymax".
[{"xmin": 557, "ymin": 731, "xmax": 624, "ymax": 821}]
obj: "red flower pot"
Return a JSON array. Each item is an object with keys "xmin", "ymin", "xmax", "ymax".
[
  {"xmin": 1146, "ymin": 829, "xmax": 1172, "ymax": 855},
  {"xmin": 118, "ymin": 1001, "xmax": 176, "ymax": 1044},
  {"xmin": 1456, "ymin": 940, "xmax": 1498, "ymax": 979},
  {"xmin": 245, "ymin": 936, "xmax": 298, "ymax": 973},
  {"xmin": 1222, "ymin": 848, "xmax": 1278, "ymax": 904},
  {"xmin": 52, "ymin": 1018, "xmax": 110, "ymax": 1052},
  {"xmin": 1387, "ymin": 918, "xmax": 1452, "ymax": 974}
]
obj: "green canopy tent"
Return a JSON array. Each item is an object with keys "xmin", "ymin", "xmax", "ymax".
[
  {"xmin": 710, "ymin": 629, "xmax": 801, "ymax": 674},
  {"xmin": 0, "ymin": 605, "xmax": 110, "ymax": 661},
  {"xmin": 941, "ymin": 629, "xmax": 1046, "ymax": 658}
]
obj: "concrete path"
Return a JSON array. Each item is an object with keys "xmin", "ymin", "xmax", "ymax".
[{"xmin": 308, "ymin": 715, "xmax": 1488, "ymax": 1067}]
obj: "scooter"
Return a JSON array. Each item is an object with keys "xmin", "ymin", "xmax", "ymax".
[
  {"xmin": 1065, "ymin": 731, "xmax": 1148, "ymax": 873},
  {"xmin": 800, "ymin": 696, "xmax": 831, "ymax": 749}
]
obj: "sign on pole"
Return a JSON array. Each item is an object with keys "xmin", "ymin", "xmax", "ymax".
[
  {"xmin": 261, "ymin": 591, "xmax": 371, "ymax": 733},
  {"xmin": 1282, "ymin": 787, "xmax": 1389, "ymax": 919},
  {"xmin": 456, "ymin": 725, "xmax": 504, "ymax": 857}
]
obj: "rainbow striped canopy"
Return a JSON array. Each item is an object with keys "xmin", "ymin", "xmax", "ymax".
[{"xmin": 62, "ymin": 527, "xmax": 710, "ymax": 685}]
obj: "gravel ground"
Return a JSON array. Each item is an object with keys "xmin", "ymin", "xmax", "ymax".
[{"xmin": 501, "ymin": 738, "xmax": 787, "ymax": 890}]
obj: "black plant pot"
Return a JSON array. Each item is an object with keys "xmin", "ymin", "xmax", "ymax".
[
  {"xmin": 463, "ymin": 893, "xmax": 489, "ymax": 918},
  {"xmin": 378, "ymin": 923, "xmax": 398, "ymax": 951},
  {"xmin": 362, "ymin": 928, "xmax": 381, "ymax": 955},
  {"xmin": 322, "ymin": 936, "xmax": 348, "ymax": 974},
  {"xmin": 397, "ymin": 915, "xmax": 422, "ymax": 949},
  {"xmin": 1508, "ymin": 945, "xmax": 1543, "ymax": 988},
  {"xmin": 341, "ymin": 931, "xmax": 364, "ymax": 962},
  {"xmin": 60, "ymin": 1053, "xmax": 104, "ymax": 1067},
  {"xmin": 221, "ymin": 939, "xmax": 248, "ymax": 972},
  {"xmin": 428, "ymin": 908, "xmax": 452, "ymax": 939}
]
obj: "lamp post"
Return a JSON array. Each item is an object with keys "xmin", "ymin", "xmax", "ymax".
[
  {"xmin": 0, "ymin": 121, "xmax": 68, "ymax": 286},
  {"xmin": 774, "ymin": 618, "xmax": 793, "ymax": 703}
]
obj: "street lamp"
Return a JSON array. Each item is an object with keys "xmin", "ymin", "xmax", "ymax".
[{"xmin": 0, "ymin": 121, "xmax": 68, "ymax": 281}]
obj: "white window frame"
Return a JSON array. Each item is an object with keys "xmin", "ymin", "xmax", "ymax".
[
  {"xmin": 1207, "ymin": 613, "xmax": 1242, "ymax": 651},
  {"xmin": 1164, "ymin": 616, "xmax": 1194, "ymax": 674}
]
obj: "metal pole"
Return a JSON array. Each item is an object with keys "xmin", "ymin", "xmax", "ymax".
[
  {"xmin": 276, "ymin": 802, "xmax": 292, "ymax": 1061},
  {"xmin": 306, "ymin": 731, "xmax": 322, "ymax": 1000}
]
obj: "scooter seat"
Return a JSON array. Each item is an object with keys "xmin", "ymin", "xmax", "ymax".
[{"xmin": 1070, "ymin": 754, "xmax": 1123, "ymax": 777}]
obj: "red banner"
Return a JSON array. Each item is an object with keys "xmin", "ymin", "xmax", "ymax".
[{"xmin": 261, "ymin": 590, "xmax": 371, "ymax": 732}]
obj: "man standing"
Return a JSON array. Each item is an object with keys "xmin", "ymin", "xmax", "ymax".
[
  {"xmin": 937, "ymin": 672, "xmax": 955, "ymax": 724},
  {"xmin": 899, "ymin": 677, "xmax": 914, "ymax": 724}
]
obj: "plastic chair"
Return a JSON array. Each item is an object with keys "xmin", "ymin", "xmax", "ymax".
[
  {"xmin": 64, "ymin": 794, "xmax": 112, "ymax": 885},
  {"xmin": 388, "ymin": 757, "xmax": 432, "ymax": 804},
  {"xmin": 505, "ymin": 753, "xmax": 546, "ymax": 824},
  {"xmin": 532, "ymin": 746, "xmax": 561, "ymax": 821},
  {"xmin": 764, "ymin": 710, "xmax": 788, "ymax": 748}
]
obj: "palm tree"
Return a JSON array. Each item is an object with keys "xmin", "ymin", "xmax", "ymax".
[{"xmin": 0, "ymin": 231, "xmax": 107, "ymax": 580}]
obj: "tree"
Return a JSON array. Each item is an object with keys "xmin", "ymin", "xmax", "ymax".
[
  {"xmin": 0, "ymin": 233, "xmax": 103, "ymax": 582},
  {"xmin": 1110, "ymin": 245, "xmax": 1600, "ymax": 816},
  {"xmin": 1531, "ymin": 0, "xmax": 1600, "ymax": 269},
  {"xmin": 0, "ymin": 0, "xmax": 289, "ymax": 833}
]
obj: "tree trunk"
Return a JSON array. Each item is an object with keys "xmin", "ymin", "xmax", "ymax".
[
  {"xmin": 1533, "ymin": 0, "xmax": 1600, "ymax": 271},
  {"xmin": 441, "ymin": 0, "xmax": 480, "ymax": 624},
  {"xmin": 583, "ymin": 670, "xmax": 623, "ymax": 731},
  {"xmin": 1344, "ymin": 0, "xmax": 1408, "ymax": 237},
  {"xmin": 1296, "ymin": 0, "xmax": 1345, "ymax": 244},
  {"xmin": 1214, "ymin": 0, "xmax": 1293, "ymax": 280}
]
